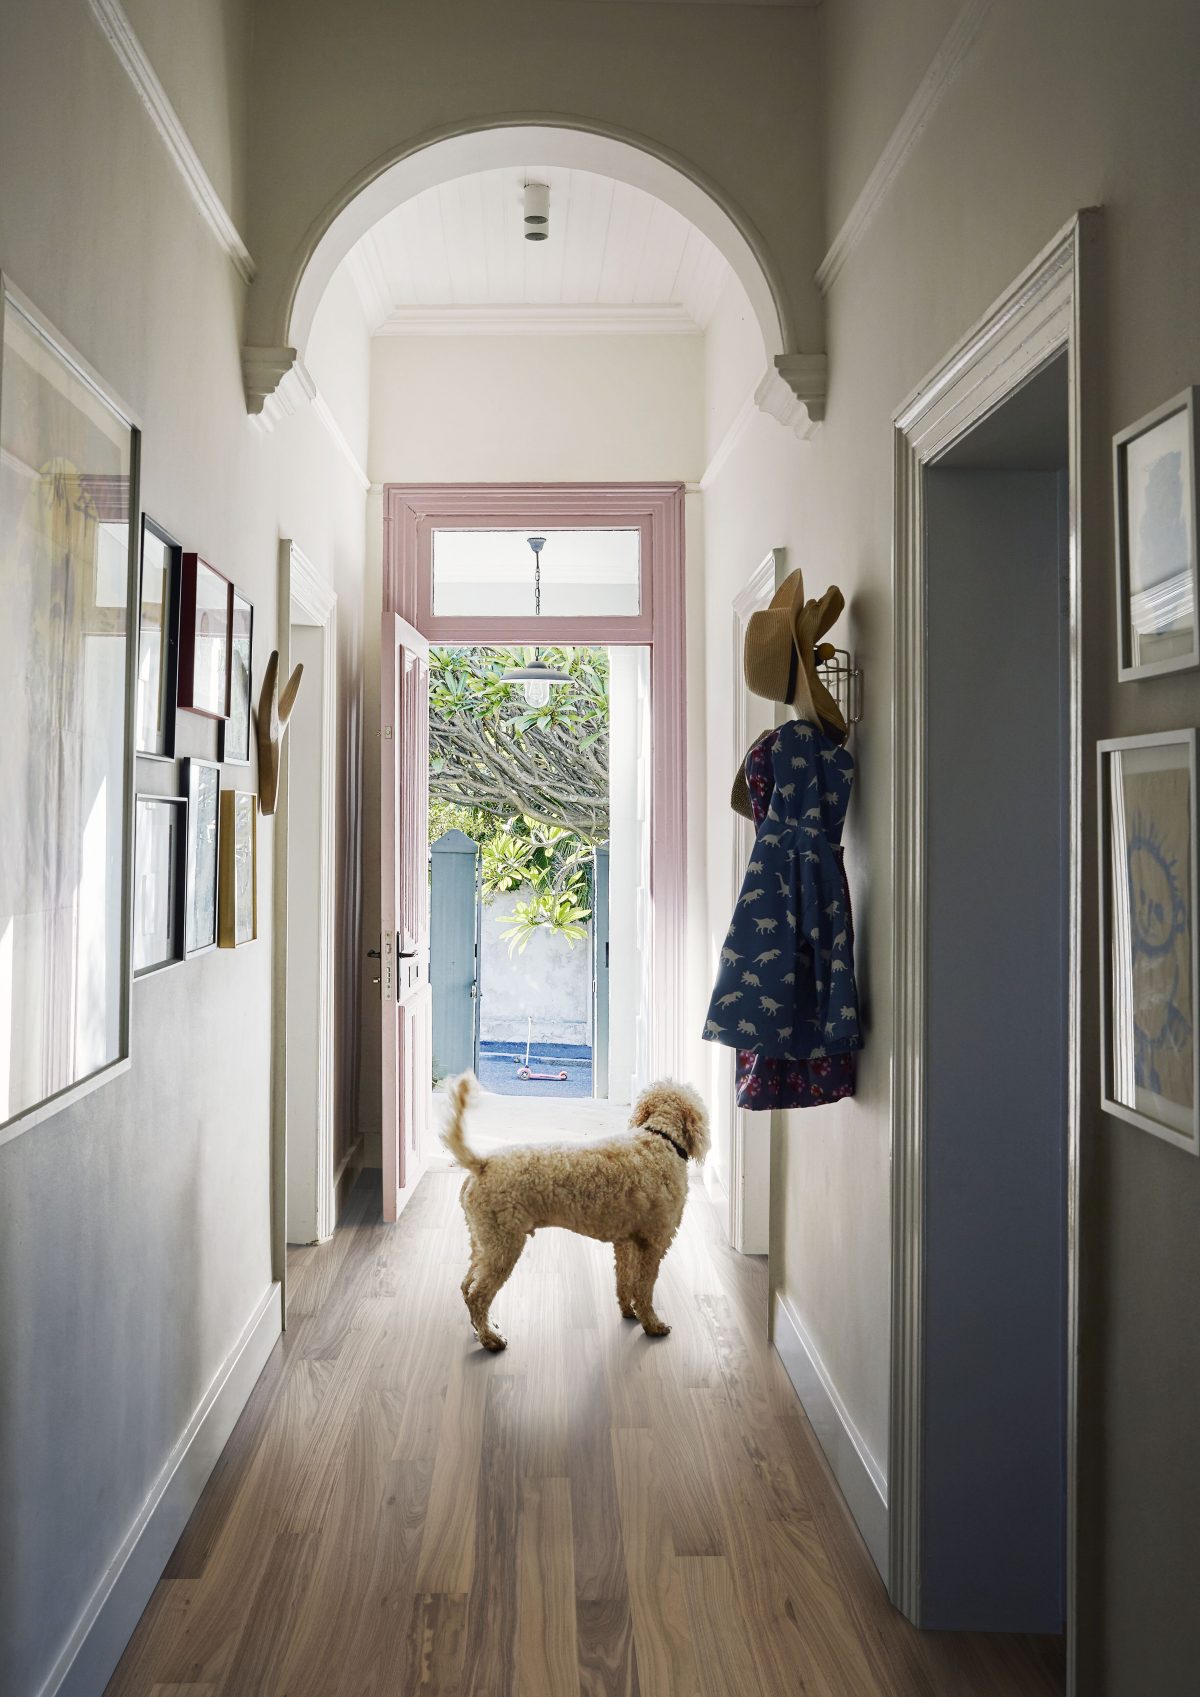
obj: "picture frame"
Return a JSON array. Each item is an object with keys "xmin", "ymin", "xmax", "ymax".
[
  {"xmin": 1114, "ymin": 387, "xmax": 1199, "ymax": 680},
  {"xmin": 218, "ymin": 790, "xmax": 258, "ymax": 947},
  {"xmin": 133, "ymin": 795, "xmax": 187, "ymax": 976},
  {"xmin": 178, "ymin": 552, "xmax": 233, "ymax": 719},
  {"xmin": 182, "ymin": 758, "xmax": 221, "ymax": 957},
  {"xmin": 0, "ymin": 273, "xmax": 140, "ymax": 1142},
  {"xmin": 1098, "ymin": 729, "xmax": 1198, "ymax": 1154},
  {"xmin": 135, "ymin": 516, "xmax": 182, "ymax": 758},
  {"xmin": 219, "ymin": 589, "xmax": 254, "ymax": 764}
]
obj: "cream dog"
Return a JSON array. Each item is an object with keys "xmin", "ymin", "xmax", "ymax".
[{"xmin": 443, "ymin": 1073, "xmax": 710, "ymax": 1351}]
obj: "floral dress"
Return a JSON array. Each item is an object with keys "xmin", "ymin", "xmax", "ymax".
[{"xmin": 703, "ymin": 718, "xmax": 861, "ymax": 1110}]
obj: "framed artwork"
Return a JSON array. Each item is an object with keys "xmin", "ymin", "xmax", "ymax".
[
  {"xmin": 1099, "ymin": 730, "xmax": 1198, "ymax": 1154},
  {"xmin": 0, "ymin": 274, "xmax": 140, "ymax": 1142},
  {"xmin": 218, "ymin": 790, "xmax": 258, "ymax": 947},
  {"xmin": 182, "ymin": 758, "xmax": 221, "ymax": 957},
  {"xmin": 219, "ymin": 589, "xmax": 254, "ymax": 764},
  {"xmin": 179, "ymin": 552, "xmax": 233, "ymax": 718},
  {"xmin": 133, "ymin": 795, "xmax": 187, "ymax": 975},
  {"xmin": 136, "ymin": 516, "xmax": 182, "ymax": 758},
  {"xmin": 1114, "ymin": 387, "xmax": 1199, "ymax": 679}
]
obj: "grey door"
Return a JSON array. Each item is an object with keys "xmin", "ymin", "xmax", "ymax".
[{"xmin": 430, "ymin": 829, "xmax": 480, "ymax": 1079}]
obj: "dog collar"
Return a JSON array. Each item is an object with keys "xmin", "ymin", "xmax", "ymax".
[{"xmin": 645, "ymin": 1125, "xmax": 689, "ymax": 1161}]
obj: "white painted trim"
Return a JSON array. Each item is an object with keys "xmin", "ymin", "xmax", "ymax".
[
  {"xmin": 43, "ymin": 1282, "xmax": 281, "ymax": 1697},
  {"xmin": 816, "ymin": 0, "xmax": 994, "ymax": 294},
  {"xmin": 86, "ymin": 0, "xmax": 255, "ymax": 283},
  {"xmin": 290, "ymin": 543, "xmax": 338, "ymax": 626},
  {"xmin": 772, "ymin": 1289, "xmax": 889, "ymax": 1583},
  {"xmin": 312, "ymin": 393, "xmax": 371, "ymax": 491},
  {"xmin": 700, "ymin": 386, "xmax": 759, "ymax": 490},
  {"xmin": 278, "ymin": 545, "xmax": 340, "ymax": 1246},
  {"xmin": 373, "ymin": 303, "xmax": 702, "ymax": 337}
]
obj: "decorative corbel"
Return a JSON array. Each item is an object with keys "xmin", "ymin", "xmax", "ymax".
[
  {"xmin": 255, "ymin": 649, "xmax": 304, "ymax": 816},
  {"xmin": 241, "ymin": 346, "xmax": 316, "ymax": 430},
  {"xmin": 755, "ymin": 353, "xmax": 828, "ymax": 440}
]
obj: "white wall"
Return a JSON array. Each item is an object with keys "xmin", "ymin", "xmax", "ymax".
[
  {"xmin": 479, "ymin": 890, "xmax": 592, "ymax": 1048},
  {"xmin": 0, "ymin": 7, "xmax": 370, "ymax": 1694},
  {"xmin": 701, "ymin": 268, "xmax": 894, "ymax": 1491},
  {"xmin": 360, "ymin": 330, "xmax": 708, "ymax": 1145}
]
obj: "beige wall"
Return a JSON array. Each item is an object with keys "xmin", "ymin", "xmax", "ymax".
[
  {"xmin": 697, "ymin": 3, "xmax": 1200, "ymax": 1691},
  {"xmin": 244, "ymin": 0, "xmax": 825, "ymax": 358},
  {"xmin": 0, "ymin": 6, "xmax": 369, "ymax": 1694}
]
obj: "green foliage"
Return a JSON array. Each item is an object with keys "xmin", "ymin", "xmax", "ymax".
[
  {"xmin": 428, "ymin": 645, "xmax": 609, "ymax": 837},
  {"xmin": 426, "ymin": 646, "xmax": 605, "ymax": 948}
]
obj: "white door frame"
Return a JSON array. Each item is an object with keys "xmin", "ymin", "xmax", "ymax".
[
  {"xmin": 271, "ymin": 541, "xmax": 339, "ymax": 1287},
  {"xmin": 889, "ymin": 212, "xmax": 1096, "ymax": 1686},
  {"xmin": 720, "ymin": 547, "xmax": 784, "ymax": 1253}
]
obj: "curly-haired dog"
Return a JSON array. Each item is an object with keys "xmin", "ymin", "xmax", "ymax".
[{"xmin": 443, "ymin": 1074, "xmax": 710, "ymax": 1351}]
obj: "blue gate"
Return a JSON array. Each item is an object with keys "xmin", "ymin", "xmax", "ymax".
[{"xmin": 430, "ymin": 830, "xmax": 480, "ymax": 1080}]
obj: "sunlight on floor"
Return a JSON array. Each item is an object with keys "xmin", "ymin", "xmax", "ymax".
[{"xmin": 428, "ymin": 1084, "xmax": 631, "ymax": 1162}]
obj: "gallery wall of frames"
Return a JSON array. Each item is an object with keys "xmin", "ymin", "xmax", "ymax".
[{"xmin": 0, "ymin": 275, "xmax": 260, "ymax": 1144}]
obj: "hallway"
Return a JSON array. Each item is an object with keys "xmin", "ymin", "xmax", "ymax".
[{"xmin": 104, "ymin": 1173, "xmax": 1063, "ymax": 1697}]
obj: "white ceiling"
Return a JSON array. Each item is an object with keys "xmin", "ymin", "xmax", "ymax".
[{"xmin": 343, "ymin": 166, "xmax": 730, "ymax": 336}]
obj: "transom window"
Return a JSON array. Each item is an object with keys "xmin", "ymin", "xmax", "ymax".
[{"xmin": 431, "ymin": 527, "xmax": 641, "ymax": 618}]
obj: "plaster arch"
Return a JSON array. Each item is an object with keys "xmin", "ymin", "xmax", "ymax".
[{"xmin": 242, "ymin": 119, "xmax": 826, "ymax": 435}]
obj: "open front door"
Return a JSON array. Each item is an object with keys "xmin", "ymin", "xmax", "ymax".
[{"xmin": 380, "ymin": 612, "xmax": 430, "ymax": 1222}]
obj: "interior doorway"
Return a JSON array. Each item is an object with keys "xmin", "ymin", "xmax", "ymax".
[
  {"xmin": 278, "ymin": 541, "xmax": 340, "ymax": 1252},
  {"xmin": 920, "ymin": 349, "xmax": 1069, "ymax": 1635},
  {"xmin": 889, "ymin": 217, "xmax": 1093, "ymax": 1689}
]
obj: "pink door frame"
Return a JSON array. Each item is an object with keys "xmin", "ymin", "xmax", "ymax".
[{"xmin": 383, "ymin": 481, "xmax": 687, "ymax": 1079}]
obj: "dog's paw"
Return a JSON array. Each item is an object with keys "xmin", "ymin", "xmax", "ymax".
[
  {"xmin": 620, "ymin": 1307, "xmax": 637, "ymax": 1320},
  {"xmin": 479, "ymin": 1330, "xmax": 508, "ymax": 1352},
  {"xmin": 641, "ymin": 1318, "xmax": 671, "ymax": 1337}
]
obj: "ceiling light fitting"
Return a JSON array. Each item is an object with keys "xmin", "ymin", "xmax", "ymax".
[
  {"xmin": 523, "ymin": 181, "xmax": 550, "ymax": 242},
  {"xmin": 506, "ymin": 534, "xmax": 572, "ymax": 707}
]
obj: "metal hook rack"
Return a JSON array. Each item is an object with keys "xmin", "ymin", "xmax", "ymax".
[{"xmin": 816, "ymin": 646, "xmax": 864, "ymax": 726}]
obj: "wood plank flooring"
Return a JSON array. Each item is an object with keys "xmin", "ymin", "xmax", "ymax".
[{"xmin": 105, "ymin": 1170, "xmax": 1065, "ymax": 1697}]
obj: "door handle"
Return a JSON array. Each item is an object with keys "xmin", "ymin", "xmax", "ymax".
[{"xmin": 398, "ymin": 947, "xmax": 418, "ymax": 959}]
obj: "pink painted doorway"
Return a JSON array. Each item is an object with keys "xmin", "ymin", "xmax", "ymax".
[{"xmin": 381, "ymin": 482, "xmax": 687, "ymax": 1186}]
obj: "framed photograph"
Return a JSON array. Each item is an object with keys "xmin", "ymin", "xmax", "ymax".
[
  {"xmin": 0, "ymin": 274, "xmax": 140, "ymax": 1142},
  {"xmin": 182, "ymin": 758, "xmax": 221, "ymax": 957},
  {"xmin": 218, "ymin": 790, "xmax": 258, "ymax": 947},
  {"xmin": 1099, "ymin": 730, "xmax": 1198, "ymax": 1154},
  {"xmin": 179, "ymin": 552, "xmax": 233, "ymax": 718},
  {"xmin": 133, "ymin": 795, "xmax": 187, "ymax": 975},
  {"xmin": 219, "ymin": 590, "xmax": 254, "ymax": 764},
  {"xmin": 1114, "ymin": 387, "xmax": 1199, "ymax": 679},
  {"xmin": 136, "ymin": 516, "xmax": 182, "ymax": 758}
]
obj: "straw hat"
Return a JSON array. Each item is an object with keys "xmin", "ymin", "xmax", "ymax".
[{"xmin": 731, "ymin": 574, "xmax": 848, "ymax": 819}]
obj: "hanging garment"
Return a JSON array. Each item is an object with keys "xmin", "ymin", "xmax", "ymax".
[{"xmin": 703, "ymin": 718, "xmax": 861, "ymax": 1110}]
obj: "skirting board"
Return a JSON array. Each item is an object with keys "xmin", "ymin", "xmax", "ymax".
[
  {"xmin": 47, "ymin": 1281, "xmax": 283, "ymax": 1697},
  {"xmin": 772, "ymin": 1289, "xmax": 890, "ymax": 1585}
]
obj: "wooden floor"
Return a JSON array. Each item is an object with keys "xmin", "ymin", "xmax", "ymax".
[{"xmin": 105, "ymin": 1170, "xmax": 1065, "ymax": 1697}]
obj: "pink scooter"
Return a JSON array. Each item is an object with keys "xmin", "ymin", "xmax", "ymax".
[{"xmin": 516, "ymin": 1016, "xmax": 568, "ymax": 1082}]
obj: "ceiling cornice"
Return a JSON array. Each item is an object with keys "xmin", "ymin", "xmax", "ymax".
[{"xmin": 373, "ymin": 303, "xmax": 703, "ymax": 338}]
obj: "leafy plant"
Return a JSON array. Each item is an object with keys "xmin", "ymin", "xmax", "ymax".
[
  {"xmin": 428, "ymin": 645, "xmax": 609, "ymax": 836},
  {"xmin": 426, "ymin": 647, "xmax": 606, "ymax": 946}
]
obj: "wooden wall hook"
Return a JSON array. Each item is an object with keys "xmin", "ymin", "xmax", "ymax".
[{"xmin": 255, "ymin": 648, "xmax": 304, "ymax": 816}]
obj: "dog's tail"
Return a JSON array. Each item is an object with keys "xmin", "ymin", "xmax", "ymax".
[{"xmin": 441, "ymin": 1072, "xmax": 486, "ymax": 1174}]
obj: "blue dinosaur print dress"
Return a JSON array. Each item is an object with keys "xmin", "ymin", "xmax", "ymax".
[{"xmin": 703, "ymin": 717, "xmax": 861, "ymax": 1110}]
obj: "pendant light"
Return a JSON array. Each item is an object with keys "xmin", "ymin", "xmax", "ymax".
[{"xmin": 506, "ymin": 535, "xmax": 572, "ymax": 707}]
